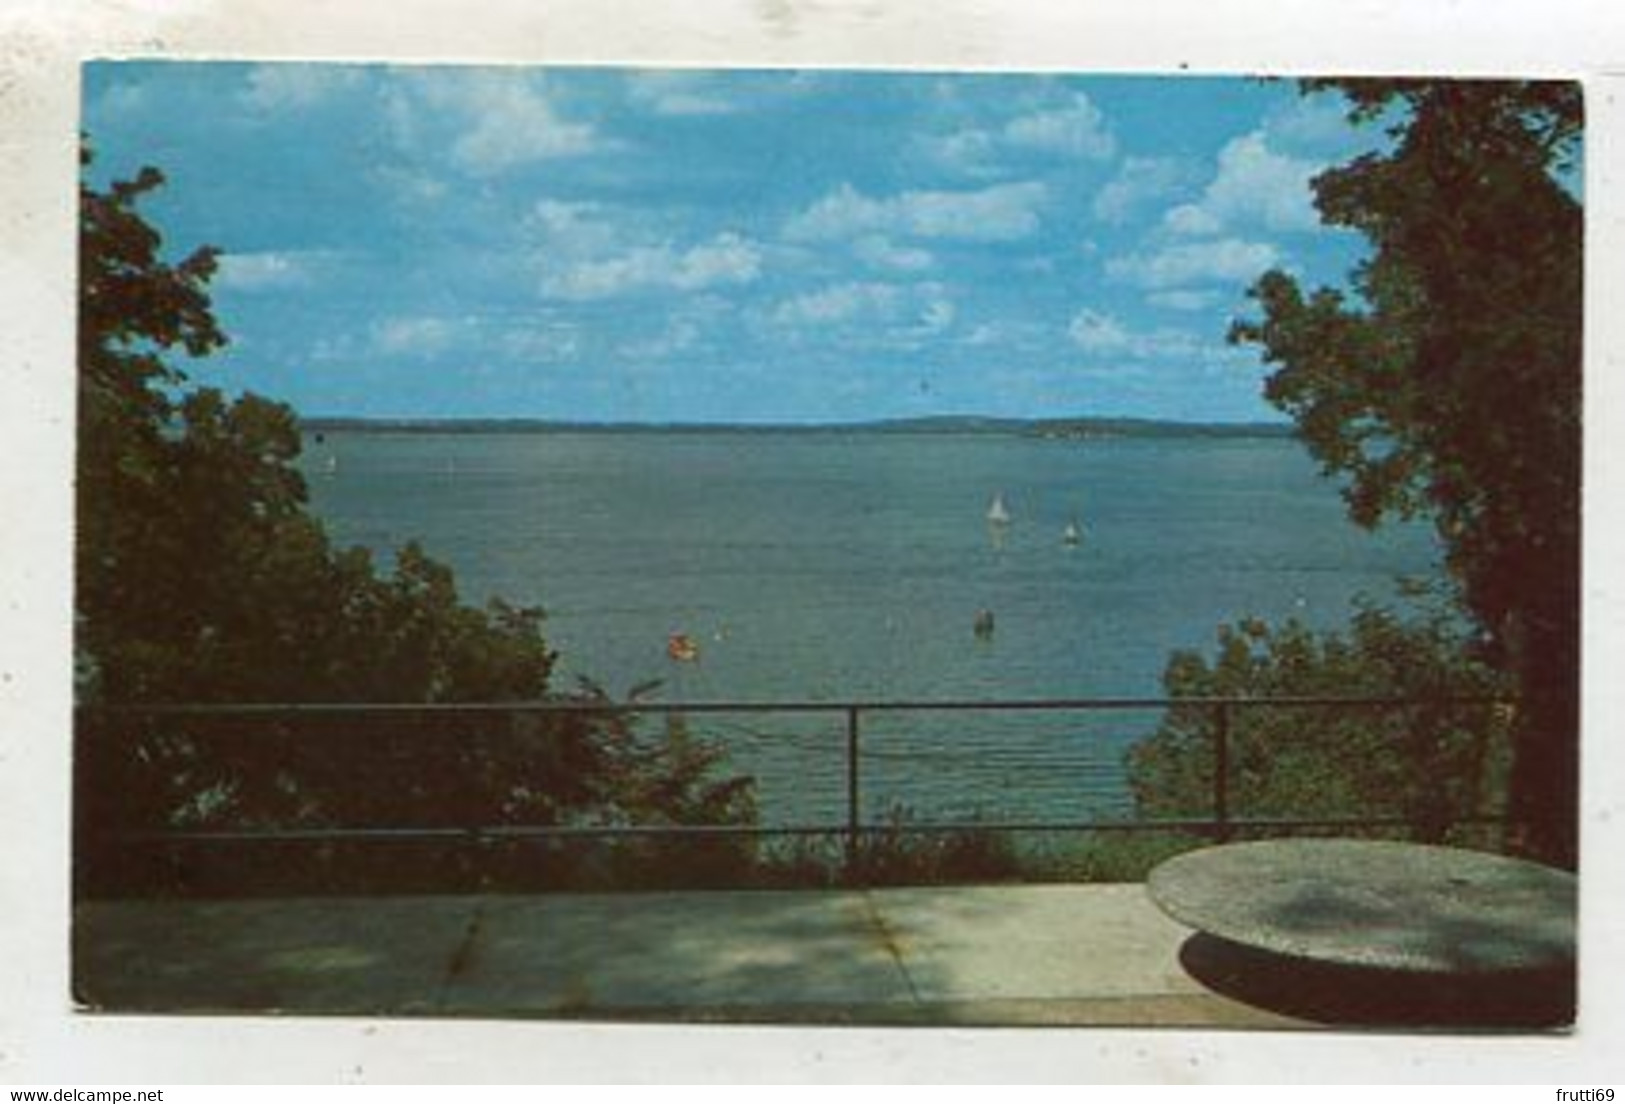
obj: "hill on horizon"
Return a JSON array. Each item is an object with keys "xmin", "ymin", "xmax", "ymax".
[{"xmin": 297, "ymin": 413, "xmax": 1296, "ymax": 439}]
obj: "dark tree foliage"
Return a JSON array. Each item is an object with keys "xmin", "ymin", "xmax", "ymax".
[
  {"xmin": 1130, "ymin": 602, "xmax": 1514, "ymax": 842},
  {"xmin": 77, "ymin": 149, "xmax": 561, "ymax": 705},
  {"xmin": 76, "ymin": 150, "xmax": 755, "ymax": 893},
  {"xmin": 1227, "ymin": 81, "xmax": 1582, "ymax": 866}
]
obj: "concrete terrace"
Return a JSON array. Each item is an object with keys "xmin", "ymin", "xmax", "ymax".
[{"xmin": 72, "ymin": 883, "xmax": 1308, "ymax": 1027}]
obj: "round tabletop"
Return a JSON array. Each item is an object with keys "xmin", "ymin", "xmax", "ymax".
[{"xmin": 1147, "ymin": 839, "xmax": 1577, "ymax": 974}]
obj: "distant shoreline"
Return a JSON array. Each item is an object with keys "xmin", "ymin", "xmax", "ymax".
[{"xmin": 298, "ymin": 415, "xmax": 1296, "ymax": 441}]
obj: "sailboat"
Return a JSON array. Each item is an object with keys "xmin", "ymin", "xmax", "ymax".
[
  {"xmin": 1063, "ymin": 517, "xmax": 1082, "ymax": 545},
  {"xmin": 986, "ymin": 492, "xmax": 1011, "ymax": 527}
]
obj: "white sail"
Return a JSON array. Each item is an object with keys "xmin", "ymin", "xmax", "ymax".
[{"xmin": 987, "ymin": 493, "xmax": 1011, "ymax": 526}]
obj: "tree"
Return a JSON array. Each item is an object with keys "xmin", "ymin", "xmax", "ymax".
[
  {"xmin": 1130, "ymin": 600, "xmax": 1514, "ymax": 841},
  {"xmin": 76, "ymin": 149, "xmax": 756, "ymax": 893},
  {"xmin": 1227, "ymin": 81, "xmax": 1582, "ymax": 866},
  {"xmin": 77, "ymin": 150, "xmax": 561, "ymax": 705}
]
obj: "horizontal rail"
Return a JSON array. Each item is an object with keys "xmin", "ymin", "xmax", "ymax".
[
  {"xmin": 83, "ymin": 694, "xmax": 1511, "ymax": 718},
  {"xmin": 123, "ymin": 814, "xmax": 1509, "ymax": 846},
  {"xmin": 79, "ymin": 693, "xmax": 1514, "ymax": 889}
]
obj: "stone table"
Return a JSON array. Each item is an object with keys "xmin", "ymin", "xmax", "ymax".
[{"xmin": 1147, "ymin": 839, "xmax": 1577, "ymax": 975}]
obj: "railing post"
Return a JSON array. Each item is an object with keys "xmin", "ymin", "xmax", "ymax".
[
  {"xmin": 1214, "ymin": 700, "xmax": 1232, "ymax": 843},
  {"xmin": 845, "ymin": 705, "xmax": 862, "ymax": 882}
]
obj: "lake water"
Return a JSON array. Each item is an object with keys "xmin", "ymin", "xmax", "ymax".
[{"xmin": 300, "ymin": 430, "xmax": 1444, "ymax": 826}]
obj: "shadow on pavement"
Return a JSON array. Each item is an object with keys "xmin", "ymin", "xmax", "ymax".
[{"xmin": 1177, "ymin": 932, "xmax": 1575, "ymax": 1031}]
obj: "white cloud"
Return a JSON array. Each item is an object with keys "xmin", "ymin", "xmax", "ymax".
[
  {"xmin": 961, "ymin": 319, "xmax": 1046, "ymax": 351},
  {"xmin": 854, "ymin": 235, "xmax": 935, "ymax": 272},
  {"xmin": 545, "ymin": 253, "xmax": 663, "ymax": 300},
  {"xmin": 1105, "ymin": 238, "xmax": 1281, "ymax": 290},
  {"xmin": 1067, "ymin": 309, "xmax": 1136, "ymax": 354},
  {"xmin": 1262, "ymin": 92, "xmax": 1356, "ymax": 154},
  {"xmin": 784, "ymin": 185, "xmax": 885, "ymax": 240},
  {"xmin": 625, "ymin": 72, "xmax": 737, "ymax": 116},
  {"xmin": 1091, "ymin": 156, "xmax": 1193, "ymax": 224},
  {"xmin": 370, "ymin": 165, "xmax": 448, "ymax": 207},
  {"xmin": 502, "ymin": 324, "xmax": 583, "ymax": 362},
  {"xmin": 526, "ymin": 198, "xmax": 620, "ymax": 253},
  {"xmin": 618, "ymin": 318, "xmax": 702, "ymax": 360},
  {"xmin": 1068, "ymin": 309, "xmax": 1200, "ymax": 360},
  {"xmin": 525, "ymin": 197, "xmax": 762, "ymax": 301},
  {"xmin": 1067, "ymin": 308, "xmax": 1249, "ymax": 371},
  {"xmin": 902, "ymin": 184, "xmax": 1048, "ymax": 239},
  {"xmin": 91, "ymin": 81, "xmax": 150, "ymax": 121},
  {"xmin": 1205, "ymin": 131, "xmax": 1321, "ymax": 232},
  {"xmin": 922, "ymin": 129, "xmax": 999, "ymax": 174},
  {"xmin": 308, "ymin": 335, "xmax": 357, "ymax": 364},
  {"xmin": 770, "ymin": 281, "xmax": 954, "ymax": 340},
  {"xmin": 543, "ymin": 232, "xmax": 763, "ymax": 299},
  {"xmin": 786, "ymin": 181, "xmax": 1047, "ymax": 243},
  {"xmin": 919, "ymin": 297, "xmax": 956, "ymax": 332},
  {"xmin": 380, "ymin": 80, "xmax": 424, "ymax": 152},
  {"xmin": 1161, "ymin": 204, "xmax": 1224, "ymax": 237},
  {"xmin": 374, "ymin": 71, "xmax": 606, "ymax": 175},
  {"xmin": 1002, "ymin": 93, "xmax": 1116, "ymax": 160},
  {"xmin": 239, "ymin": 64, "xmax": 364, "ymax": 112},
  {"xmin": 773, "ymin": 282, "xmax": 898, "ymax": 327},
  {"xmin": 677, "ymin": 233, "xmax": 764, "ymax": 287},
  {"xmin": 1165, "ymin": 131, "xmax": 1321, "ymax": 237},
  {"xmin": 457, "ymin": 104, "xmax": 597, "ymax": 173},
  {"xmin": 927, "ymin": 91, "xmax": 1116, "ymax": 174},
  {"xmin": 370, "ymin": 316, "xmax": 456, "ymax": 357},
  {"xmin": 403, "ymin": 73, "xmax": 603, "ymax": 174},
  {"xmin": 1146, "ymin": 288, "xmax": 1223, "ymax": 312},
  {"xmin": 215, "ymin": 251, "xmax": 322, "ymax": 291}
]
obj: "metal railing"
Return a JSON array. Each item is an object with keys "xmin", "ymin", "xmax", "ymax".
[{"xmin": 76, "ymin": 694, "xmax": 1513, "ymax": 883}]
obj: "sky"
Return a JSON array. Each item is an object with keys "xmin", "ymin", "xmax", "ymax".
[{"xmin": 82, "ymin": 62, "xmax": 1385, "ymax": 424}]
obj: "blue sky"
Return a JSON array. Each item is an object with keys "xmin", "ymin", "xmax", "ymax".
[{"xmin": 83, "ymin": 63, "xmax": 1382, "ymax": 424}]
